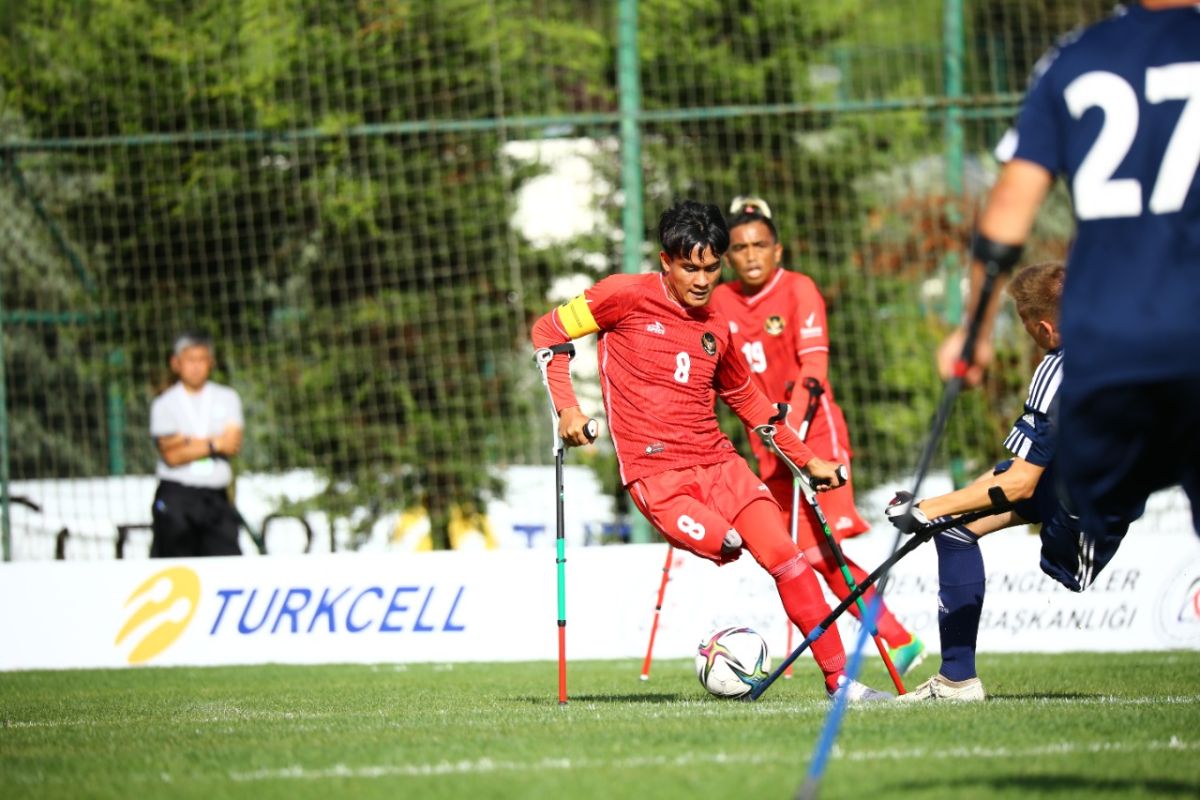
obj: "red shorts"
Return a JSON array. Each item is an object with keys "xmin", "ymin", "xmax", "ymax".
[
  {"xmin": 763, "ymin": 474, "xmax": 869, "ymax": 551},
  {"xmin": 628, "ymin": 459, "xmax": 779, "ymax": 565},
  {"xmin": 751, "ymin": 397, "xmax": 869, "ymax": 549}
]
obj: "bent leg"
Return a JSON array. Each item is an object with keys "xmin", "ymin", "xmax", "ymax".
[{"xmin": 735, "ymin": 498, "xmax": 846, "ymax": 690}]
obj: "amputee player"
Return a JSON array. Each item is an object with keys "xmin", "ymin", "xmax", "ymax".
[
  {"xmin": 892, "ymin": 263, "xmax": 1120, "ymax": 701},
  {"xmin": 937, "ymin": 1, "xmax": 1200, "ymax": 555},
  {"xmin": 710, "ymin": 197, "xmax": 925, "ymax": 676},
  {"xmin": 531, "ymin": 199, "xmax": 891, "ymax": 701}
]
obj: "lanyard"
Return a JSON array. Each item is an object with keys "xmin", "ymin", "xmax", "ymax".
[{"xmin": 177, "ymin": 383, "xmax": 215, "ymax": 435}]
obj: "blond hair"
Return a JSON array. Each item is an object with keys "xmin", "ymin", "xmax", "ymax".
[{"xmin": 1007, "ymin": 261, "xmax": 1064, "ymax": 324}]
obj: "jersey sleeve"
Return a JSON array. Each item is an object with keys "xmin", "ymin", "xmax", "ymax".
[
  {"xmin": 226, "ymin": 388, "xmax": 245, "ymax": 429},
  {"xmin": 1003, "ymin": 401, "xmax": 1058, "ymax": 467},
  {"xmin": 1008, "ymin": 44, "xmax": 1067, "ymax": 174},
  {"xmin": 529, "ymin": 274, "xmax": 640, "ymax": 413},
  {"xmin": 1002, "ymin": 351, "xmax": 1062, "ymax": 467},
  {"xmin": 792, "ymin": 275, "xmax": 830, "ymax": 387},
  {"xmin": 149, "ymin": 394, "xmax": 176, "ymax": 438}
]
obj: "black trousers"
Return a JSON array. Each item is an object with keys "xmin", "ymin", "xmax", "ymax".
[{"xmin": 151, "ymin": 481, "xmax": 242, "ymax": 557}]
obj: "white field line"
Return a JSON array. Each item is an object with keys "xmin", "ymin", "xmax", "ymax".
[
  {"xmin": 9, "ymin": 693, "xmax": 1200, "ymax": 729},
  {"xmin": 229, "ymin": 737, "xmax": 1197, "ymax": 782}
]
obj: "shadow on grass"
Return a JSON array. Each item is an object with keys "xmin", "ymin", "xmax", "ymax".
[
  {"xmin": 888, "ymin": 774, "xmax": 1199, "ymax": 796},
  {"xmin": 986, "ymin": 692, "xmax": 1107, "ymax": 701},
  {"xmin": 517, "ymin": 693, "xmax": 685, "ymax": 705}
]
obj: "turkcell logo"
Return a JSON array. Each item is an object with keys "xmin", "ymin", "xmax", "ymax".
[
  {"xmin": 117, "ymin": 568, "xmax": 467, "ymax": 665},
  {"xmin": 116, "ymin": 566, "xmax": 201, "ymax": 665},
  {"xmin": 208, "ymin": 585, "xmax": 466, "ymax": 635}
]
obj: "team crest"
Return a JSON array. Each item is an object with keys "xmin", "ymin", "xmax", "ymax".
[
  {"xmin": 701, "ymin": 332, "xmax": 717, "ymax": 356},
  {"xmin": 764, "ymin": 315, "xmax": 785, "ymax": 336}
]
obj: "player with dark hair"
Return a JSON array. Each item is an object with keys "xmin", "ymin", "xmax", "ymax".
[
  {"xmin": 531, "ymin": 199, "xmax": 891, "ymax": 701},
  {"xmin": 890, "ymin": 262, "xmax": 1110, "ymax": 701},
  {"xmin": 937, "ymin": 1, "xmax": 1200, "ymax": 562},
  {"xmin": 711, "ymin": 196, "xmax": 925, "ymax": 676},
  {"xmin": 149, "ymin": 331, "xmax": 245, "ymax": 557}
]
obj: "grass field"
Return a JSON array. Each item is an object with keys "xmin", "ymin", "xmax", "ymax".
[{"xmin": 2, "ymin": 652, "xmax": 1198, "ymax": 799}]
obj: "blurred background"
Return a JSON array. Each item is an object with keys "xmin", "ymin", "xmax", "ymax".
[{"xmin": 0, "ymin": 0, "xmax": 1115, "ymax": 560}]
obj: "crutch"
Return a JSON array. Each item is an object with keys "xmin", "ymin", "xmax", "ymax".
[
  {"xmin": 795, "ymin": 245, "xmax": 1015, "ymax": 799},
  {"xmin": 639, "ymin": 544, "xmax": 675, "ymax": 681},
  {"xmin": 535, "ymin": 343, "xmax": 598, "ymax": 706},
  {"xmin": 756, "ymin": 419, "xmax": 906, "ymax": 694},
  {"xmin": 745, "ymin": 495, "xmax": 1008, "ymax": 701}
]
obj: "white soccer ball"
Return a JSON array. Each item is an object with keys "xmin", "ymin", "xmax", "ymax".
[{"xmin": 695, "ymin": 626, "xmax": 770, "ymax": 698}]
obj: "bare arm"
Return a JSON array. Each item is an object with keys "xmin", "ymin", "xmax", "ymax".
[
  {"xmin": 156, "ymin": 424, "xmax": 242, "ymax": 466},
  {"xmin": 918, "ymin": 457, "xmax": 1044, "ymax": 520},
  {"xmin": 938, "ymin": 159, "xmax": 1054, "ymax": 385}
]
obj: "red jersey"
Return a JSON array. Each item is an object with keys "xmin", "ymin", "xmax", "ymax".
[
  {"xmin": 710, "ymin": 268, "xmax": 832, "ymax": 404},
  {"xmin": 711, "ymin": 268, "xmax": 858, "ymax": 486},
  {"xmin": 531, "ymin": 272, "xmax": 815, "ymax": 485}
]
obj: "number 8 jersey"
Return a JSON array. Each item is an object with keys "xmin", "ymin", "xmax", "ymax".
[
  {"xmin": 532, "ymin": 272, "xmax": 803, "ymax": 485},
  {"xmin": 1002, "ymin": 3, "xmax": 1200, "ymax": 396}
]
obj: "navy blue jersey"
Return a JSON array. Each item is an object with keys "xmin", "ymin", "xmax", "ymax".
[
  {"xmin": 1004, "ymin": 4, "xmax": 1200, "ymax": 396},
  {"xmin": 1003, "ymin": 347, "xmax": 1063, "ymax": 468}
]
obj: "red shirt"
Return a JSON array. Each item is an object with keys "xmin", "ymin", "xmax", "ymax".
[
  {"xmin": 531, "ymin": 272, "xmax": 815, "ymax": 485},
  {"xmin": 710, "ymin": 268, "xmax": 832, "ymax": 404}
]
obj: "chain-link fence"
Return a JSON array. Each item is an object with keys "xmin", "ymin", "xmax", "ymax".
[{"xmin": 0, "ymin": 0, "xmax": 1112, "ymax": 559}]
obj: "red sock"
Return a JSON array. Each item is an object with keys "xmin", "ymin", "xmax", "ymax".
[
  {"xmin": 807, "ymin": 548, "xmax": 912, "ymax": 649},
  {"xmin": 771, "ymin": 553, "xmax": 846, "ymax": 690}
]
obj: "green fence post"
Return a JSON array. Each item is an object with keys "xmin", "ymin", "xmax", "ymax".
[
  {"xmin": 943, "ymin": 0, "xmax": 969, "ymax": 490},
  {"xmin": 618, "ymin": 0, "xmax": 653, "ymax": 544},
  {"xmin": 107, "ymin": 349, "xmax": 126, "ymax": 475}
]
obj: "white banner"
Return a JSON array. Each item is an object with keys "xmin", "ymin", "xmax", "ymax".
[{"xmin": 1, "ymin": 526, "xmax": 1198, "ymax": 671}]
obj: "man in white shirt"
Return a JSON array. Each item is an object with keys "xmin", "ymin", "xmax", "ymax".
[{"xmin": 149, "ymin": 331, "xmax": 245, "ymax": 557}]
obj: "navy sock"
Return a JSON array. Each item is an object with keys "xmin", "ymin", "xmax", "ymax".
[{"xmin": 933, "ymin": 526, "xmax": 984, "ymax": 682}]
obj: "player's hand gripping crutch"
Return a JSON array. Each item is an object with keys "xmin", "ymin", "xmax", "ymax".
[
  {"xmin": 782, "ymin": 377, "xmax": 823, "ymax": 679},
  {"xmin": 534, "ymin": 343, "xmax": 598, "ymax": 706},
  {"xmin": 756, "ymin": 415, "xmax": 906, "ymax": 694}
]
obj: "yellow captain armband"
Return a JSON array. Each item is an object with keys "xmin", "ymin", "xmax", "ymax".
[{"xmin": 557, "ymin": 294, "xmax": 600, "ymax": 338}]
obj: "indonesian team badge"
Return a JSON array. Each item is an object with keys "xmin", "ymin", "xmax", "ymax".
[
  {"xmin": 701, "ymin": 331, "xmax": 717, "ymax": 356},
  {"xmin": 764, "ymin": 315, "xmax": 785, "ymax": 336}
]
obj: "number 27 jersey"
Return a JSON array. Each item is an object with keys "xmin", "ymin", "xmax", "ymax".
[{"xmin": 1006, "ymin": 4, "xmax": 1200, "ymax": 394}]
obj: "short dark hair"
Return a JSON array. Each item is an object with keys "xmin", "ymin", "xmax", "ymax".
[
  {"xmin": 726, "ymin": 197, "xmax": 778, "ymax": 242},
  {"xmin": 658, "ymin": 200, "xmax": 730, "ymax": 260}
]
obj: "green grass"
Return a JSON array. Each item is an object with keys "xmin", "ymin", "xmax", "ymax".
[{"xmin": 2, "ymin": 652, "xmax": 1199, "ymax": 799}]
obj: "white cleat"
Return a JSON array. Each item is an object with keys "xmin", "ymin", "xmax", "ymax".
[
  {"xmin": 897, "ymin": 674, "xmax": 986, "ymax": 702},
  {"xmin": 828, "ymin": 675, "xmax": 893, "ymax": 703}
]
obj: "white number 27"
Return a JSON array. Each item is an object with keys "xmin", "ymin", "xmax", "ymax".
[{"xmin": 1066, "ymin": 63, "xmax": 1200, "ymax": 220}]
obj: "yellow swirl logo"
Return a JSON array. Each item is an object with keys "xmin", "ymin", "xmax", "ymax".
[{"xmin": 115, "ymin": 567, "xmax": 201, "ymax": 664}]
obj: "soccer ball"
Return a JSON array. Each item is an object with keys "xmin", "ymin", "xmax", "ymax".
[{"xmin": 695, "ymin": 626, "xmax": 770, "ymax": 698}]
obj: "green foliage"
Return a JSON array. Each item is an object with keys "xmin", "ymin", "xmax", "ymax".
[{"xmin": 0, "ymin": 0, "xmax": 1113, "ymax": 547}]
